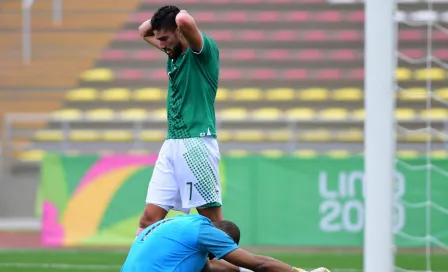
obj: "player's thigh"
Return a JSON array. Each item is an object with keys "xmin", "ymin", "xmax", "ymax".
[{"xmin": 175, "ymin": 137, "xmax": 222, "ymax": 209}]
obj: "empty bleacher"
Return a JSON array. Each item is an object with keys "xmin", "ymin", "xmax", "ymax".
[{"xmin": 5, "ymin": 0, "xmax": 448, "ymax": 163}]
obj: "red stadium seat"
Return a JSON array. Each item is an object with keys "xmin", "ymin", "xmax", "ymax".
[
  {"xmin": 102, "ymin": 50, "xmax": 125, "ymax": 60},
  {"xmin": 316, "ymin": 11, "xmax": 341, "ymax": 22},
  {"xmin": 331, "ymin": 50, "xmax": 357, "ymax": 61},
  {"xmin": 298, "ymin": 50, "xmax": 323, "ymax": 61},
  {"xmin": 316, "ymin": 69, "xmax": 341, "ymax": 79},
  {"xmin": 265, "ymin": 50, "xmax": 291, "ymax": 60}
]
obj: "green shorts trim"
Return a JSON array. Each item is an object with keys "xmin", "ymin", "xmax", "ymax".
[{"xmin": 197, "ymin": 202, "xmax": 222, "ymax": 209}]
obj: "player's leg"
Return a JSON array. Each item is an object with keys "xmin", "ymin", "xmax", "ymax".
[
  {"xmin": 137, "ymin": 141, "xmax": 179, "ymax": 236},
  {"xmin": 176, "ymin": 137, "xmax": 223, "ymax": 222}
]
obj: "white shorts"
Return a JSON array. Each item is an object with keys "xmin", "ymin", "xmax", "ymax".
[{"xmin": 145, "ymin": 136, "xmax": 222, "ymax": 214}]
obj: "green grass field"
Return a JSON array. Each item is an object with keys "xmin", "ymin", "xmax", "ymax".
[{"xmin": 0, "ymin": 249, "xmax": 447, "ymax": 272}]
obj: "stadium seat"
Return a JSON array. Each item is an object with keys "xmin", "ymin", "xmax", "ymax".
[
  {"xmin": 65, "ymin": 88, "xmax": 98, "ymax": 101},
  {"xmin": 151, "ymin": 108, "xmax": 167, "ymax": 121},
  {"xmin": 351, "ymin": 109, "xmax": 365, "ymax": 120},
  {"xmin": 80, "ymin": 68, "xmax": 113, "ymax": 82},
  {"xmin": 326, "ymin": 150, "xmax": 351, "ymax": 158},
  {"xmin": 217, "ymin": 130, "xmax": 232, "ymax": 142},
  {"xmin": 293, "ymin": 149, "xmax": 317, "ymax": 158},
  {"xmin": 297, "ymin": 88, "xmax": 329, "ymax": 101},
  {"xmin": 420, "ymin": 108, "xmax": 448, "ymax": 120},
  {"xmin": 51, "ymin": 108, "xmax": 82, "ymax": 121},
  {"xmin": 70, "ymin": 130, "xmax": 101, "ymax": 142},
  {"xmin": 430, "ymin": 150, "xmax": 448, "ymax": 159},
  {"xmin": 216, "ymin": 88, "xmax": 229, "ymax": 101},
  {"xmin": 435, "ymin": 88, "xmax": 448, "ymax": 100},
  {"xmin": 218, "ymin": 108, "xmax": 248, "ymax": 121},
  {"xmin": 85, "ymin": 108, "xmax": 115, "ymax": 121},
  {"xmin": 396, "ymin": 150, "xmax": 420, "ymax": 158},
  {"xmin": 319, "ymin": 108, "xmax": 348, "ymax": 121},
  {"xmin": 414, "ymin": 68, "xmax": 447, "ymax": 81},
  {"xmin": 395, "ymin": 68, "xmax": 412, "ymax": 81},
  {"xmin": 232, "ymin": 88, "xmax": 263, "ymax": 101},
  {"xmin": 336, "ymin": 129, "xmax": 363, "ymax": 142},
  {"xmin": 233, "ymin": 130, "xmax": 264, "ymax": 142},
  {"xmin": 398, "ymin": 88, "xmax": 427, "ymax": 101},
  {"xmin": 140, "ymin": 130, "xmax": 166, "ymax": 142},
  {"xmin": 265, "ymin": 130, "xmax": 292, "ymax": 142},
  {"xmin": 259, "ymin": 149, "xmax": 284, "ymax": 158},
  {"xmin": 102, "ymin": 130, "xmax": 133, "ymax": 142},
  {"xmin": 225, "ymin": 149, "xmax": 249, "ymax": 157},
  {"xmin": 300, "ymin": 129, "xmax": 331, "ymax": 142},
  {"xmin": 332, "ymin": 88, "xmax": 363, "ymax": 101},
  {"xmin": 34, "ymin": 130, "xmax": 63, "ymax": 142},
  {"xmin": 15, "ymin": 149, "xmax": 45, "ymax": 162},
  {"xmin": 395, "ymin": 108, "xmax": 416, "ymax": 121},
  {"xmin": 133, "ymin": 88, "xmax": 165, "ymax": 101},
  {"xmin": 285, "ymin": 108, "xmax": 315, "ymax": 120},
  {"xmin": 252, "ymin": 108, "xmax": 283, "ymax": 121},
  {"xmin": 403, "ymin": 132, "xmax": 428, "ymax": 142},
  {"xmin": 265, "ymin": 88, "xmax": 295, "ymax": 101},
  {"xmin": 100, "ymin": 88, "xmax": 131, "ymax": 101},
  {"xmin": 120, "ymin": 108, "xmax": 149, "ymax": 121}
]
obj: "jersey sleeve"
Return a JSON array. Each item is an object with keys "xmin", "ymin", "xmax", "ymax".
[
  {"xmin": 190, "ymin": 33, "xmax": 218, "ymax": 61},
  {"xmin": 197, "ymin": 221, "xmax": 239, "ymax": 260}
]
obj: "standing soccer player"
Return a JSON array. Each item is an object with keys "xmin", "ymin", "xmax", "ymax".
[{"xmin": 136, "ymin": 5, "xmax": 223, "ymax": 236}]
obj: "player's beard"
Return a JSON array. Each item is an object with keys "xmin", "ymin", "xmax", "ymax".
[{"xmin": 166, "ymin": 42, "xmax": 184, "ymax": 59}]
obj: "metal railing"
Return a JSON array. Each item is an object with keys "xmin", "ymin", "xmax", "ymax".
[{"xmin": 22, "ymin": 0, "xmax": 63, "ymax": 63}]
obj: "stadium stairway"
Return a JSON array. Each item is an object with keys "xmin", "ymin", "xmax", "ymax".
[{"xmin": 9, "ymin": 0, "xmax": 448, "ymax": 162}]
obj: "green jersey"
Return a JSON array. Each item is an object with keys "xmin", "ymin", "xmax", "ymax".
[{"xmin": 165, "ymin": 33, "xmax": 219, "ymax": 139}]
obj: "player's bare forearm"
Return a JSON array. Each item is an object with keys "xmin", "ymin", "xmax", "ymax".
[
  {"xmin": 138, "ymin": 19, "xmax": 161, "ymax": 50},
  {"xmin": 175, "ymin": 10, "xmax": 203, "ymax": 53}
]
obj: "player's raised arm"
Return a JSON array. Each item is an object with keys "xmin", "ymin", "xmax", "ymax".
[
  {"xmin": 138, "ymin": 19, "xmax": 162, "ymax": 50},
  {"xmin": 175, "ymin": 10, "xmax": 203, "ymax": 53}
]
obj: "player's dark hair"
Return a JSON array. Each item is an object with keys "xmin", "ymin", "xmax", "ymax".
[
  {"xmin": 214, "ymin": 220, "xmax": 240, "ymax": 245},
  {"xmin": 151, "ymin": 5, "xmax": 180, "ymax": 31}
]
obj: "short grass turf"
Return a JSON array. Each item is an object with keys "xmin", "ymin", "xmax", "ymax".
[{"xmin": 0, "ymin": 250, "xmax": 447, "ymax": 272}]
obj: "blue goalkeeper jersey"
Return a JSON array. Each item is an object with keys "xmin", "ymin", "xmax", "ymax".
[{"xmin": 120, "ymin": 214, "xmax": 239, "ymax": 272}]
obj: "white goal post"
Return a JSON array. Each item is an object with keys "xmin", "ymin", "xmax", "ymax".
[{"xmin": 363, "ymin": 0, "xmax": 397, "ymax": 272}]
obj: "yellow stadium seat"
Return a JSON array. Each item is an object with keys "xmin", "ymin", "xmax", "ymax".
[
  {"xmin": 133, "ymin": 88, "xmax": 165, "ymax": 101},
  {"xmin": 420, "ymin": 108, "xmax": 448, "ymax": 120},
  {"xmin": 34, "ymin": 130, "xmax": 63, "ymax": 142},
  {"xmin": 351, "ymin": 109, "xmax": 365, "ymax": 120},
  {"xmin": 217, "ymin": 130, "xmax": 232, "ymax": 142},
  {"xmin": 232, "ymin": 88, "xmax": 262, "ymax": 101},
  {"xmin": 395, "ymin": 108, "xmax": 416, "ymax": 121},
  {"xmin": 293, "ymin": 149, "xmax": 317, "ymax": 158},
  {"xmin": 266, "ymin": 130, "xmax": 292, "ymax": 142},
  {"xmin": 140, "ymin": 130, "xmax": 166, "ymax": 142},
  {"xmin": 396, "ymin": 150, "xmax": 419, "ymax": 158},
  {"xmin": 300, "ymin": 129, "xmax": 331, "ymax": 142},
  {"xmin": 297, "ymin": 88, "xmax": 329, "ymax": 101},
  {"xmin": 404, "ymin": 132, "xmax": 428, "ymax": 142},
  {"xmin": 226, "ymin": 149, "xmax": 249, "ymax": 157},
  {"xmin": 259, "ymin": 149, "xmax": 284, "ymax": 158},
  {"xmin": 51, "ymin": 108, "xmax": 82, "ymax": 121},
  {"xmin": 285, "ymin": 108, "xmax": 315, "ymax": 120},
  {"xmin": 435, "ymin": 88, "xmax": 448, "ymax": 100},
  {"xmin": 319, "ymin": 108, "xmax": 348, "ymax": 121},
  {"xmin": 70, "ymin": 130, "xmax": 101, "ymax": 142},
  {"xmin": 265, "ymin": 88, "xmax": 295, "ymax": 101},
  {"xmin": 252, "ymin": 108, "xmax": 282, "ymax": 121},
  {"xmin": 326, "ymin": 150, "xmax": 351, "ymax": 158},
  {"xmin": 80, "ymin": 68, "xmax": 113, "ymax": 82},
  {"xmin": 128, "ymin": 149, "xmax": 153, "ymax": 155},
  {"xmin": 332, "ymin": 88, "xmax": 363, "ymax": 101},
  {"xmin": 336, "ymin": 129, "xmax": 363, "ymax": 142},
  {"xmin": 218, "ymin": 108, "xmax": 248, "ymax": 121},
  {"xmin": 151, "ymin": 108, "xmax": 167, "ymax": 121},
  {"xmin": 85, "ymin": 108, "xmax": 115, "ymax": 121},
  {"xmin": 414, "ymin": 68, "xmax": 446, "ymax": 81},
  {"xmin": 216, "ymin": 88, "xmax": 229, "ymax": 101},
  {"xmin": 16, "ymin": 149, "xmax": 45, "ymax": 162},
  {"xmin": 65, "ymin": 88, "xmax": 98, "ymax": 101},
  {"xmin": 233, "ymin": 130, "xmax": 264, "ymax": 142},
  {"xmin": 102, "ymin": 130, "xmax": 133, "ymax": 142},
  {"xmin": 101, "ymin": 88, "xmax": 131, "ymax": 101},
  {"xmin": 395, "ymin": 67, "xmax": 412, "ymax": 81},
  {"xmin": 398, "ymin": 88, "xmax": 427, "ymax": 101},
  {"xmin": 120, "ymin": 108, "xmax": 149, "ymax": 121},
  {"xmin": 431, "ymin": 150, "xmax": 448, "ymax": 159}
]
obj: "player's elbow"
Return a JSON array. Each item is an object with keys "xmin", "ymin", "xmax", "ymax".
[{"xmin": 138, "ymin": 21, "xmax": 151, "ymax": 38}]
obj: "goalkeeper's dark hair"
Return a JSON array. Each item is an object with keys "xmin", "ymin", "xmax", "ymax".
[
  {"xmin": 214, "ymin": 220, "xmax": 240, "ymax": 245},
  {"xmin": 151, "ymin": 5, "xmax": 180, "ymax": 31}
]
